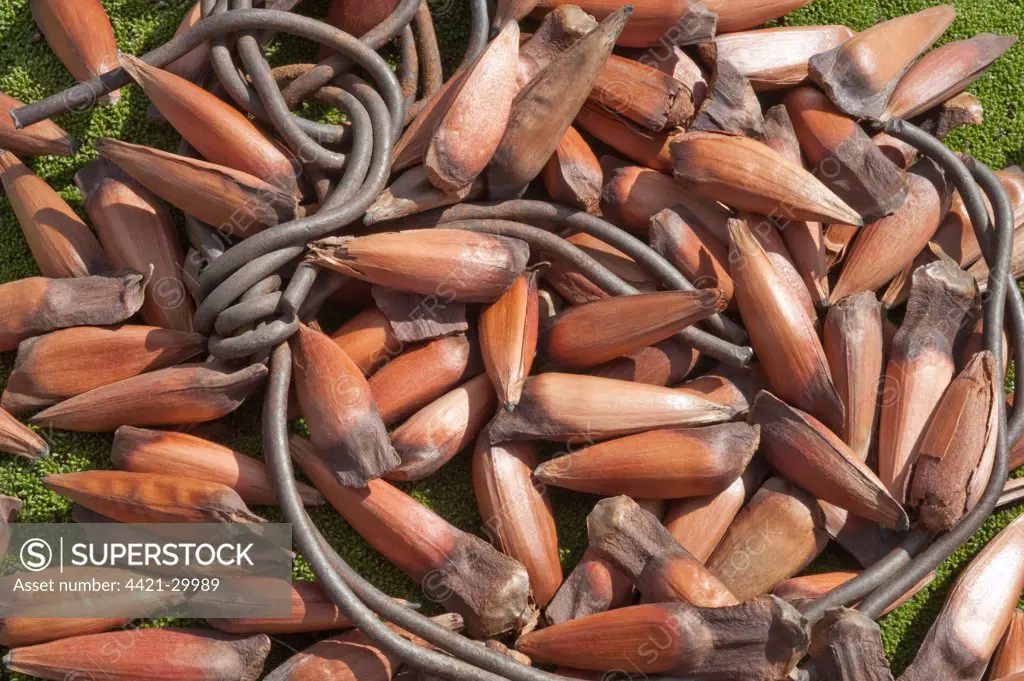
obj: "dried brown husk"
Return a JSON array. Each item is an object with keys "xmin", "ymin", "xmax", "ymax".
[
  {"xmin": 587, "ymin": 495, "xmax": 738, "ymax": 606},
  {"xmin": 473, "ymin": 437, "xmax": 561, "ymax": 608},
  {"xmin": 516, "ymin": 597, "xmax": 807, "ymax": 680},
  {"xmin": 689, "ymin": 46, "xmax": 765, "ymax": 138},
  {"xmin": 650, "ymin": 206, "xmax": 734, "ymax": 305},
  {"xmin": 588, "ymin": 54, "xmax": 696, "ymax": 131},
  {"xmin": 715, "ymin": 26, "xmax": 855, "ymax": 91},
  {"xmin": 831, "ymin": 158, "xmax": 952, "ymax": 303},
  {"xmin": 884, "ymin": 33, "xmax": 1018, "ymax": 121},
  {"xmin": 933, "ymin": 165, "xmax": 1024, "ymax": 269},
  {"xmin": 29, "ymin": 362, "xmax": 267, "ymax": 432},
  {"xmin": 741, "ymin": 211, "xmax": 818, "ymax": 322},
  {"xmin": 487, "ymin": 372, "xmax": 736, "ymax": 444},
  {"xmin": 75, "ymin": 158, "xmax": 193, "ymax": 331},
  {"xmin": 532, "ymin": 0, "xmax": 715, "ymax": 48},
  {"xmin": 392, "ymin": 66, "xmax": 472, "ymax": 172},
  {"xmin": 907, "ymin": 351, "xmax": 998, "ymax": 532},
  {"xmin": 369, "ymin": 333, "xmax": 484, "ymax": 425},
  {"xmin": 990, "ymin": 609, "xmax": 1024, "ymax": 680},
  {"xmin": 540, "ymin": 290, "xmax": 725, "ymax": 371},
  {"xmin": 31, "ymin": 0, "xmax": 121, "ymax": 105},
  {"xmin": 291, "ymin": 436, "xmax": 535, "ymax": 637},
  {"xmin": 877, "ymin": 258, "xmax": 976, "ymax": 502},
  {"xmin": 5, "ymin": 627, "xmax": 270, "ymax": 681},
  {"xmin": 900, "ymin": 512, "xmax": 1024, "ymax": 681},
  {"xmin": 365, "ymin": 165, "xmax": 485, "ymax": 224},
  {"xmin": 308, "ymin": 229, "xmax": 528, "ymax": 303},
  {"xmin": 3, "ymin": 325, "xmax": 206, "ymax": 413},
  {"xmin": 823, "ymin": 292, "xmax": 885, "ymax": 462},
  {"xmin": 674, "ymin": 362, "xmax": 769, "ymax": 416},
  {"xmin": 785, "ymin": 86, "xmax": 909, "ymax": 223},
  {"xmin": 517, "ymin": 6, "xmax": 597, "ymax": 88},
  {"xmin": 542, "ymin": 125, "xmax": 603, "ymax": 214},
  {"xmin": 915, "ymin": 91, "xmax": 985, "ymax": 139},
  {"xmin": 750, "ymin": 391, "xmax": 908, "ymax": 530},
  {"xmin": 388, "ymin": 373, "xmax": 497, "ymax": 481},
  {"xmin": 601, "ymin": 164, "xmax": 731, "ymax": 237},
  {"xmin": 808, "ymin": 607, "xmax": 893, "ymax": 681},
  {"xmin": 0, "ymin": 150, "xmax": 109, "ymax": 278},
  {"xmin": 728, "ymin": 218, "xmax": 844, "ymax": 431},
  {"xmin": 426, "ymin": 21, "xmax": 520, "ymax": 192},
  {"xmin": 370, "ymin": 286, "xmax": 467, "ymax": 343},
  {"xmin": 824, "ymin": 223, "xmax": 859, "ymax": 269},
  {"xmin": 574, "ymin": 101, "xmax": 673, "ymax": 173},
  {"xmin": 479, "ymin": 270, "xmax": 540, "ymax": 410},
  {"xmin": 291, "ymin": 323, "xmax": 398, "ymax": 486},
  {"xmin": 118, "ymin": 54, "xmax": 298, "ymax": 195},
  {"xmin": 495, "ymin": 0, "xmax": 541, "ymax": 26},
  {"xmin": 0, "ymin": 271, "xmax": 145, "ymax": 353},
  {"xmin": 488, "ymin": 8, "xmax": 630, "ymax": 199},
  {"xmin": 329, "ymin": 307, "xmax": 401, "ymax": 376},
  {"xmin": 94, "ymin": 138, "xmax": 298, "ymax": 238},
  {"xmin": 662, "ymin": 460, "xmax": 768, "ymax": 563},
  {"xmin": 111, "ymin": 426, "xmax": 323, "ymax": 506},
  {"xmin": 0, "ymin": 407, "xmax": 47, "ymax": 460},
  {"xmin": 0, "ymin": 90, "xmax": 76, "ymax": 156},
  {"xmin": 808, "ymin": 5, "xmax": 957, "ymax": 119},
  {"xmin": 544, "ymin": 546, "xmax": 630, "ymax": 625},
  {"xmin": 671, "ymin": 131, "xmax": 862, "ymax": 225},
  {"xmin": 588, "ymin": 338, "xmax": 699, "ymax": 386},
  {"xmin": 535, "ymin": 422, "xmax": 759, "ymax": 499},
  {"xmin": 42, "ymin": 470, "xmax": 265, "ymax": 524},
  {"xmin": 707, "ymin": 476, "xmax": 830, "ymax": 600}
]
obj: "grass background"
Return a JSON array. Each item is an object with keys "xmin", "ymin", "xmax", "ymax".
[{"xmin": 0, "ymin": 0, "xmax": 1022, "ymax": 678}]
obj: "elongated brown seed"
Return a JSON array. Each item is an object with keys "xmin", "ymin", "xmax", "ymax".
[
  {"xmin": 487, "ymin": 373, "xmax": 737, "ymax": 444},
  {"xmin": 388, "ymin": 373, "xmax": 497, "ymax": 481},
  {"xmin": 707, "ymin": 476, "xmax": 830, "ymax": 600},
  {"xmin": 31, "ymin": 0, "xmax": 120, "ymax": 105},
  {"xmin": 587, "ymin": 495, "xmax": 738, "ymax": 606},
  {"xmin": 207, "ymin": 580, "xmax": 354, "ymax": 634},
  {"xmin": 908, "ymin": 351, "xmax": 998, "ymax": 532},
  {"xmin": 30, "ymin": 362, "xmax": 267, "ymax": 432},
  {"xmin": 42, "ymin": 470, "xmax": 264, "ymax": 523},
  {"xmin": 728, "ymin": 218, "xmax": 844, "ymax": 431},
  {"xmin": 0, "ymin": 617, "xmax": 130, "ymax": 649},
  {"xmin": 479, "ymin": 270, "xmax": 540, "ymax": 410},
  {"xmin": 990, "ymin": 609, "xmax": 1024, "ymax": 680},
  {"xmin": 393, "ymin": 66, "xmax": 472, "ymax": 172},
  {"xmin": 675, "ymin": 362, "xmax": 769, "ymax": 416},
  {"xmin": 900, "ymin": 512, "xmax": 1024, "ymax": 681},
  {"xmin": 3, "ymin": 325, "xmax": 206, "ymax": 413},
  {"xmin": 671, "ymin": 131, "xmax": 862, "ymax": 225},
  {"xmin": 365, "ymin": 165, "xmax": 485, "ymax": 224},
  {"xmin": 535, "ymin": 423, "xmax": 759, "ymax": 499},
  {"xmin": 689, "ymin": 49, "xmax": 764, "ymax": 138},
  {"xmin": 370, "ymin": 333, "xmax": 483, "ymax": 425},
  {"xmin": 76, "ymin": 158, "xmax": 193, "ymax": 331},
  {"xmin": 0, "ymin": 150, "xmax": 109, "ymax": 278},
  {"xmin": 831, "ymin": 158, "xmax": 951, "ymax": 303},
  {"xmin": 663, "ymin": 460, "xmax": 769, "ymax": 562},
  {"xmin": 602, "ymin": 164, "xmax": 731, "ymax": 237},
  {"xmin": 808, "ymin": 5, "xmax": 957, "ymax": 119},
  {"xmin": 488, "ymin": 8, "xmax": 630, "ymax": 198},
  {"xmin": 330, "ymin": 307, "xmax": 401, "ymax": 376},
  {"xmin": 0, "ymin": 406, "xmax": 48, "ymax": 460},
  {"xmin": 715, "ymin": 0, "xmax": 814, "ymax": 33},
  {"xmin": 473, "ymin": 437, "xmax": 561, "ymax": 608},
  {"xmin": 160, "ymin": 2, "xmax": 210, "ymax": 88},
  {"xmin": 589, "ymin": 54, "xmax": 696, "ymax": 131},
  {"xmin": 750, "ymin": 391, "xmax": 908, "ymax": 530},
  {"xmin": 4, "ymin": 628, "xmax": 270, "ymax": 681},
  {"xmin": 95, "ymin": 138, "xmax": 298, "ymax": 238},
  {"xmin": 650, "ymin": 206, "xmax": 734, "ymax": 305},
  {"xmin": 786, "ymin": 86, "xmax": 909, "ymax": 222},
  {"xmin": 118, "ymin": 54, "xmax": 298, "ymax": 196},
  {"xmin": 309, "ymin": 229, "xmax": 529, "ymax": 303},
  {"xmin": 426, "ymin": 21, "xmax": 519, "ymax": 192},
  {"xmin": 544, "ymin": 546, "xmax": 631, "ymax": 625},
  {"xmin": 0, "ymin": 271, "xmax": 145, "ymax": 353},
  {"xmin": 715, "ymin": 26, "xmax": 855, "ymax": 91},
  {"xmin": 588, "ymin": 338, "xmax": 699, "ymax": 387},
  {"xmin": 112, "ymin": 426, "xmax": 323, "ymax": 506},
  {"xmin": 877, "ymin": 258, "xmax": 975, "ymax": 501},
  {"xmin": 292, "ymin": 322, "xmax": 399, "ymax": 486},
  {"xmin": 574, "ymin": 101, "xmax": 673, "ymax": 173},
  {"xmin": 517, "ymin": 6, "xmax": 596, "ymax": 89},
  {"xmin": 291, "ymin": 436, "xmax": 534, "ymax": 637},
  {"xmin": 516, "ymin": 597, "xmax": 807, "ymax": 679},
  {"xmin": 541, "ymin": 290, "xmax": 725, "ymax": 371},
  {"xmin": 823, "ymin": 292, "xmax": 885, "ymax": 462},
  {"xmin": 0, "ymin": 90, "xmax": 75, "ymax": 156},
  {"xmin": 543, "ymin": 126, "xmax": 603, "ymax": 214},
  {"xmin": 884, "ymin": 33, "xmax": 1017, "ymax": 121},
  {"xmin": 533, "ymin": 0, "xmax": 715, "ymax": 48}
]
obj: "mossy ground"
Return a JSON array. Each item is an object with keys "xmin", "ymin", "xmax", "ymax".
[{"xmin": 0, "ymin": 0, "xmax": 1021, "ymax": 678}]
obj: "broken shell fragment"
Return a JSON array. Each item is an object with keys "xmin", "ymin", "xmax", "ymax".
[
  {"xmin": 587, "ymin": 495, "xmax": 739, "ymax": 606},
  {"xmin": 0, "ymin": 90, "xmax": 76, "ymax": 156},
  {"xmin": 473, "ymin": 437, "xmax": 562, "ymax": 608},
  {"xmin": 534, "ymin": 423, "xmax": 759, "ymax": 499},
  {"xmin": 487, "ymin": 373, "xmax": 737, "ymax": 443},
  {"xmin": 42, "ymin": 471, "xmax": 265, "ymax": 524},
  {"xmin": 31, "ymin": 0, "xmax": 120, "ymax": 106},
  {"xmin": 715, "ymin": 26, "xmax": 855, "ymax": 91},
  {"xmin": 30, "ymin": 362, "xmax": 267, "ymax": 432},
  {"xmin": 543, "ymin": 126, "xmax": 603, "ymax": 214},
  {"xmin": 808, "ymin": 5, "xmax": 957, "ymax": 119},
  {"xmin": 479, "ymin": 270, "xmax": 540, "ymax": 410},
  {"xmin": 308, "ymin": 229, "xmax": 529, "ymax": 303},
  {"xmin": 111, "ymin": 426, "xmax": 323, "ymax": 506},
  {"xmin": 2, "ymin": 325, "xmax": 206, "ymax": 413}
]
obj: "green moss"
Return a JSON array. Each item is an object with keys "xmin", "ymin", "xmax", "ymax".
[{"xmin": 0, "ymin": 0, "xmax": 1021, "ymax": 678}]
